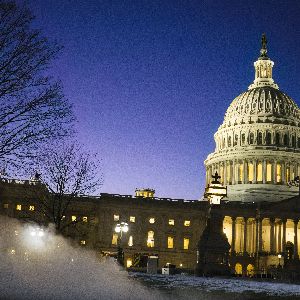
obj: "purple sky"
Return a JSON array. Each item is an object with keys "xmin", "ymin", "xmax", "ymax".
[{"xmin": 25, "ymin": 0, "xmax": 300, "ymax": 199}]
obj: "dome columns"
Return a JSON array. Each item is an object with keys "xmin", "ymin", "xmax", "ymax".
[{"xmin": 206, "ymin": 158, "xmax": 299, "ymax": 187}]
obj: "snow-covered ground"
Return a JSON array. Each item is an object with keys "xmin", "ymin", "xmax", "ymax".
[{"xmin": 130, "ymin": 272, "xmax": 300, "ymax": 299}]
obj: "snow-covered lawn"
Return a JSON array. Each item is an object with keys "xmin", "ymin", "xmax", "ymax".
[{"xmin": 130, "ymin": 272, "xmax": 300, "ymax": 298}]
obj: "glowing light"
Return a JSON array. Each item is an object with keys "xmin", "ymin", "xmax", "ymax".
[
  {"xmin": 149, "ymin": 218, "xmax": 155, "ymax": 224},
  {"xmin": 184, "ymin": 220, "xmax": 190, "ymax": 227}
]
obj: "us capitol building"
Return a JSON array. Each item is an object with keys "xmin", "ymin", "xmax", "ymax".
[{"xmin": 1, "ymin": 35, "xmax": 300, "ymax": 277}]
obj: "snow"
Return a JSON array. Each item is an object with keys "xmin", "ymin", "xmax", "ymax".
[{"xmin": 130, "ymin": 272, "xmax": 300, "ymax": 298}]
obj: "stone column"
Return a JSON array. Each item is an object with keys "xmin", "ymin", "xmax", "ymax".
[
  {"xmin": 224, "ymin": 161, "xmax": 227, "ymax": 185},
  {"xmin": 282, "ymin": 219, "xmax": 287, "ymax": 254},
  {"xmin": 243, "ymin": 218, "xmax": 247, "ymax": 254},
  {"xmin": 252, "ymin": 220, "xmax": 255, "ymax": 255},
  {"xmin": 274, "ymin": 221, "xmax": 278, "ymax": 253},
  {"xmin": 253, "ymin": 160, "xmax": 257, "ymax": 184},
  {"xmin": 231, "ymin": 217, "xmax": 236, "ymax": 255},
  {"xmin": 259, "ymin": 218, "xmax": 263, "ymax": 252},
  {"xmin": 273, "ymin": 160, "xmax": 277, "ymax": 184},
  {"xmin": 294, "ymin": 219, "xmax": 299, "ymax": 259},
  {"xmin": 282, "ymin": 163, "xmax": 286, "ymax": 184},
  {"xmin": 270, "ymin": 218, "xmax": 275, "ymax": 254},
  {"xmin": 232, "ymin": 160, "xmax": 236, "ymax": 185},
  {"xmin": 262, "ymin": 160, "xmax": 267, "ymax": 184},
  {"xmin": 278, "ymin": 221, "xmax": 282, "ymax": 253},
  {"xmin": 243, "ymin": 160, "xmax": 247, "ymax": 184}
]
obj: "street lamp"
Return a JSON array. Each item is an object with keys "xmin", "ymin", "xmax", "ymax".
[{"xmin": 114, "ymin": 222, "xmax": 129, "ymax": 266}]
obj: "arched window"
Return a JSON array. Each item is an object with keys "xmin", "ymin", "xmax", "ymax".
[
  {"xmin": 241, "ymin": 133, "xmax": 245, "ymax": 145},
  {"xmin": 249, "ymin": 133, "xmax": 254, "ymax": 145},
  {"xmin": 147, "ymin": 231, "xmax": 154, "ymax": 247},
  {"xmin": 257, "ymin": 132, "xmax": 263, "ymax": 145},
  {"xmin": 246, "ymin": 264, "xmax": 255, "ymax": 277},
  {"xmin": 276, "ymin": 132, "xmax": 280, "ymax": 145},
  {"xmin": 223, "ymin": 138, "xmax": 226, "ymax": 148},
  {"xmin": 266, "ymin": 131, "xmax": 271, "ymax": 145},
  {"xmin": 298, "ymin": 137, "xmax": 300, "ymax": 148},
  {"xmin": 234, "ymin": 134, "xmax": 238, "ymax": 146},
  {"xmin": 235, "ymin": 263, "xmax": 243, "ymax": 276},
  {"xmin": 292, "ymin": 136, "xmax": 296, "ymax": 147},
  {"xmin": 228, "ymin": 136, "xmax": 232, "ymax": 147},
  {"xmin": 284, "ymin": 134, "xmax": 289, "ymax": 146}
]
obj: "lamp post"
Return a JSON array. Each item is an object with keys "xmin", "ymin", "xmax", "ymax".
[{"xmin": 114, "ymin": 222, "xmax": 129, "ymax": 266}]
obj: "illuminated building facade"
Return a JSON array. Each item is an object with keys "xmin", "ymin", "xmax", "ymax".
[{"xmin": 1, "ymin": 35, "xmax": 300, "ymax": 277}]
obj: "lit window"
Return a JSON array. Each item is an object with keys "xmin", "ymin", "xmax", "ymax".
[
  {"xmin": 147, "ymin": 231, "xmax": 154, "ymax": 247},
  {"xmin": 3, "ymin": 203, "xmax": 8, "ymax": 209},
  {"xmin": 128, "ymin": 235, "xmax": 133, "ymax": 247},
  {"xmin": 226, "ymin": 164, "xmax": 230, "ymax": 183},
  {"xmin": 167, "ymin": 236, "xmax": 174, "ymax": 249},
  {"xmin": 149, "ymin": 217, "xmax": 155, "ymax": 224},
  {"xmin": 126, "ymin": 258, "xmax": 132, "ymax": 268},
  {"xmin": 71, "ymin": 215, "xmax": 77, "ymax": 222},
  {"xmin": 82, "ymin": 216, "xmax": 88, "ymax": 222},
  {"xmin": 10, "ymin": 249, "xmax": 15, "ymax": 255},
  {"xmin": 80, "ymin": 240, "xmax": 86, "ymax": 245},
  {"xmin": 276, "ymin": 163, "xmax": 281, "ymax": 183},
  {"xmin": 248, "ymin": 163, "xmax": 254, "ymax": 182},
  {"xmin": 114, "ymin": 214, "xmax": 119, "ymax": 221},
  {"xmin": 130, "ymin": 216, "xmax": 135, "ymax": 222},
  {"xmin": 239, "ymin": 163, "xmax": 243, "ymax": 182},
  {"xmin": 184, "ymin": 220, "xmax": 190, "ymax": 227},
  {"xmin": 184, "ymin": 238, "xmax": 189, "ymax": 250},
  {"xmin": 29, "ymin": 205, "xmax": 35, "ymax": 211},
  {"xmin": 16, "ymin": 204, "xmax": 22, "ymax": 211},
  {"xmin": 112, "ymin": 233, "xmax": 118, "ymax": 245},
  {"xmin": 168, "ymin": 219, "xmax": 174, "ymax": 226}
]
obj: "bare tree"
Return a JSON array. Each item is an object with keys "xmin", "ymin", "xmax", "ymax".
[
  {"xmin": 24, "ymin": 142, "xmax": 103, "ymax": 233},
  {"xmin": 0, "ymin": 1, "xmax": 73, "ymax": 166}
]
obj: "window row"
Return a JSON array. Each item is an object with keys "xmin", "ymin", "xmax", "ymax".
[
  {"xmin": 218, "ymin": 131, "xmax": 300, "ymax": 149},
  {"xmin": 4, "ymin": 204, "xmax": 35, "ymax": 211},
  {"xmin": 112, "ymin": 232, "xmax": 190, "ymax": 250},
  {"xmin": 113, "ymin": 214, "xmax": 190, "ymax": 226}
]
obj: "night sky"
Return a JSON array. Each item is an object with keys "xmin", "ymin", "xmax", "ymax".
[{"xmin": 25, "ymin": 0, "xmax": 300, "ymax": 199}]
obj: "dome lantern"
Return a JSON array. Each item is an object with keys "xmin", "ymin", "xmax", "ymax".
[{"xmin": 248, "ymin": 34, "xmax": 279, "ymax": 90}]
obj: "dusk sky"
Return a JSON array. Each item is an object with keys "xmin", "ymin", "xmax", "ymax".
[{"xmin": 25, "ymin": 0, "xmax": 300, "ymax": 199}]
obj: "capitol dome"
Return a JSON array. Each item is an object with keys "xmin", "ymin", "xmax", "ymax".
[{"xmin": 205, "ymin": 34, "xmax": 300, "ymax": 202}]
